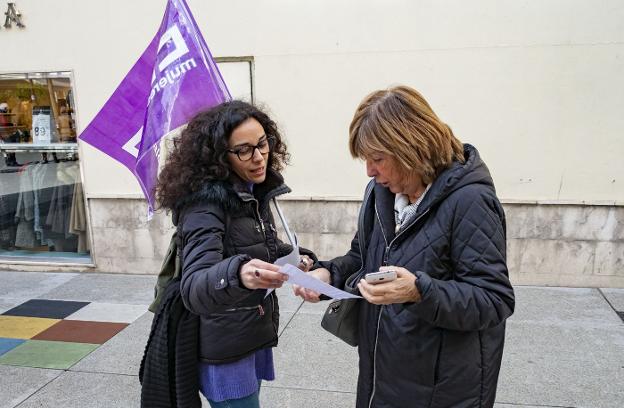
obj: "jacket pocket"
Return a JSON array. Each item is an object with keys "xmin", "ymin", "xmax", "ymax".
[
  {"xmin": 429, "ymin": 330, "xmax": 482, "ymax": 407},
  {"xmin": 199, "ymin": 299, "xmax": 278, "ymax": 364}
]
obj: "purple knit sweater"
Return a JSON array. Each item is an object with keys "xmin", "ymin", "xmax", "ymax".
[{"xmin": 198, "ymin": 348, "xmax": 275, "ymax": 402}]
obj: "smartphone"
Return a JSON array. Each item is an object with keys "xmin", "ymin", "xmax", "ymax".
[{"xmin": 364, "ymin": 270, "xmax": 397, "ymax": 284}]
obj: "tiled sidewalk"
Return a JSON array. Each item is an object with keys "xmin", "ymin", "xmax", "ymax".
[
  {"xmin": 0, "ymin": 271, "xmax": 623, "ymax": 408},
  {"xmin": 0, "ymin": 299, "xmax": 143, "ymax": 369}
]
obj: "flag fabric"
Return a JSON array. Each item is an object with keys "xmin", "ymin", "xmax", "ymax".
[{"xmin": 79, "ymin": 0, "xmax": 230, "ymax": 219}]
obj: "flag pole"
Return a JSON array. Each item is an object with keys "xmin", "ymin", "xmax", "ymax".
[{"xmin": 272, "ymin": 198, "xmax": 297, "ymax": 247}]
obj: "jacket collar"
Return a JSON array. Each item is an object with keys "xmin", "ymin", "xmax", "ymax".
[
  {"xmin": 173, "ymin": 168, "xmax": 290, "ymax": 225},
  {"xmin": 229, "ymin": 169, "xmax": 290, "ymax": 205},
  {"xmin": 369, "ymin": 144, "xmax": 495, "ymax": 239}
]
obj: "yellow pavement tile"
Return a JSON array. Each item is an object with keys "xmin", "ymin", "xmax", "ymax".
[{"xmin": 0, "ymin": 316, "xmax": 61, "ymax": 339}]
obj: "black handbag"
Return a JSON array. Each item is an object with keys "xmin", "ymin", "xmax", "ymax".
[
  {"xmin": 320, "ymin": 180, "xmax": 375, "ymax": 347},
  {"xmin": 320, "ymin": 271, "xmax": 363, "ymax": 347}
]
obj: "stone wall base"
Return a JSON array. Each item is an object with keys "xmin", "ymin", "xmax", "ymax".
[{"xmin": 1, "ymin": 198, "xmax": 622, "ymax": 288}]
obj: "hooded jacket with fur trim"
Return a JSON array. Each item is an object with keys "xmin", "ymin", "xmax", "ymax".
[{"xmin": 175, "ymin": 170, "xmax": 315, "ymax": 364}]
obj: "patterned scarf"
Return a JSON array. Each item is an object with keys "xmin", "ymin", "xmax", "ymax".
[{"xmin": 394, "ymin": 184, "xmax": 431, "ymax": 233}]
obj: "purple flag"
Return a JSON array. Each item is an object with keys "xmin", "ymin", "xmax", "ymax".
[{"xmin": 79, "ymin": 0, "xmax": 230, "ymax": 219}]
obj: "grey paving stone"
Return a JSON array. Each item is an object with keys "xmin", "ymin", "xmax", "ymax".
[
  {"xmin": 272, "ymin": 313, "xmax": 358, "ymax": 393},
  {"xmin": 0, "ymin": 272, "xmax": 77, "ymax": 299},
  {"xmin": 510, "ymin": 286, "xmax": 622, "ymax": 328},
  {"xmin": 497, "ymin": 320, "xmax": 624, "ymax": 408},
  {"xmin": 70, "ymin": 312, "xmax": 153, "ymax": 376},
  {"xmin": 0, "ymin": 298, "xmax": 27, "ymax": 314},
  {"xmin": 601, "ymin": 288, "xmax": 624, "ymax": 312},
  {"xmin": 260, "ymin": 385, "xmax": 356, "ymax": 408},
  {"xmin": 279, "ymin": 311, "xmax": 294, "ymax": 337},
  {"xmin": 275, "ymin": 286, "xmax": 303, "ymax": 313},
  {"xmin": 298, "ymin": 298, "xmax": 332, "ymax": 315},
  {"xmin": 38, "ymin": 273, "xmax": 155, "ymax": 304},
  {"xmin": 14, "ymin": 371, "xmax": 140, "ymax": 408},
  {"xmin": 0, "ymin": 366, "xmax": 61, "ymax": 408}
]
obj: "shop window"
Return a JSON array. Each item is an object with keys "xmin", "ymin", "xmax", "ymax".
[{"xmin": 0, "ymin": 72, "xmax": 89, "ymax": 263}]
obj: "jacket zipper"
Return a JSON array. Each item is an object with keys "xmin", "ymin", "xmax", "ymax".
[
  {"xmin": 368, "ymin": 202, "xmax": 431, "ymax": 406},
  {"xmin": 252, "ymin": 199, "xmax": 271, "ymax": 260},
  {"xmin": 374, "ymin": 203, "xmax": 390, "ymax": 264},
  {"xmin": 368, "ymin": 305, "xmax": 384, "ymax": 408},
  {"xmin": 254, "ymin": 200, "xmax": 266, "ymax": 237},
  {"xmin": 368, "ymin": 203, "xmax": 388, "ymax": 408},
  {"xmin": 391, "ymin": 209, "xmax": 430, "ymax": 250},
  {"xmin": 224, "ymin": 305, "xmax": 265, "ymax": 314}
]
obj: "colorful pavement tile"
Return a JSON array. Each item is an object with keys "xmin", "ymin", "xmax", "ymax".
[
  {"xmin": 33, "ymin": 320, "xmax": 128, "ymax": 344},
  {"xmin": 0, "ymin": 316, "xmax": 60, "ymax": 339},
  {"xmin": 0, "ymin": 340, "xmax": 98, "ymax": 369},
  {"xmin": 0, "ymin": 338, "xmax": 25, "ymax": 356},
  {"xmin": 0, "ymin": 298, "xmax": 145, "ymax": 370},
  {"xmin": 65, "ymin": 302, "xmax": 147, "ymax": 323},
  {"xmin": 2, "ymin": 299, "xmax": 89, "ymax": 319}
]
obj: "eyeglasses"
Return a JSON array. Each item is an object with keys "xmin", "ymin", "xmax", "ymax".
[{"xmin": 227, "ymin": 136, "xmax": 275, "ymax": 161}]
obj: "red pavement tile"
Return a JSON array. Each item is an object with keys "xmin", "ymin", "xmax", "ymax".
[{"xmin": 32, "ymin": 320, "xmax": 128, "ymax": 344}]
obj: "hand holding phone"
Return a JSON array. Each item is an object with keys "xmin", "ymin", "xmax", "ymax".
[{"xmin": 364, "ymin": 270, "xmax": 397, "ymax": 284}]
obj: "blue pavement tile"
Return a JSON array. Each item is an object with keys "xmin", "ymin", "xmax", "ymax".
[
  {"xmin": 2, "ymin": 299, "xmax": 90, "ymax": 319},
  {"xmin": 0, "ymin": 337, "xmax": 25, "ymax": 356}
]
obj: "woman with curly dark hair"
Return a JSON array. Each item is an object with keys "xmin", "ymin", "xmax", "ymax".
[{"xmin": 155, "ymin": 100, "xmax": 316, "ymax": 408}]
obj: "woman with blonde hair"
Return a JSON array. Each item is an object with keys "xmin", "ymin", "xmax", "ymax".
[{"xmin": 296, "ymin": 85, "xmax": 515, "ymax": 407}]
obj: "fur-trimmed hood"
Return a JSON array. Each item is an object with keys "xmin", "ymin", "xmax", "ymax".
[{"xmin": 172, "ymin": 169, "xmax": 290, "ymax": 225}]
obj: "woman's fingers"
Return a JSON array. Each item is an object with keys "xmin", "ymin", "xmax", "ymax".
[
  {"xmin": 293, "ymin": 283, "xmax": 321, "ymax": 302},
  {"xmin": 358, "ymin": 279, "xmax": 386, "ymax": 296},
  {"xmin": 292, "ymin": 284, "xmax": 304, "ymax": 297},
  {"xmin": 241, "ymin": 259, "xmax": 288, "ymax": 289},
  {"xmin": 253, "ymin": 268, "xmax": 288, "ymax": 289},
  {"xmin": 249, "ymin": 259, "xmax": 281, "ymax": 272},
  {"xmin": 298, "ymin": 255, "xmax": 313, "ymax": 272},
  {"xmin": 256, "ymin": 269, "xmax": 289, "ymax": 282},
  {"xmin": 358, "ymin": 280, "xmax": 393, "ymax": 304},
  {"xmin": 357, "ymin": 267, "xmax": 419, "ymax": 304},
  {"xmin": 380, "ymin": 265, "xmax": 409, "ymax": 276},
  {"xmin": 303, "ymin": 288, "xmax": 321, "ymax": 302}
]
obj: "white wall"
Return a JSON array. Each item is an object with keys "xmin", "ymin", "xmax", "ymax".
[{"xmin": 2, "ymin": 0, "xmax": 623, "ymax": 202}]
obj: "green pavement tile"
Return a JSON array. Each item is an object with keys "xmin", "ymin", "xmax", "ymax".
[{"xmin": 0, "ymin": 340, "xmax": 99, "ymax": 369}]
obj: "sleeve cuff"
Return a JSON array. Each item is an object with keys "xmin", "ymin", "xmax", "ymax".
[{"xmin": 403, "ymin": 270, "xmax": 435, "ymax": 312}]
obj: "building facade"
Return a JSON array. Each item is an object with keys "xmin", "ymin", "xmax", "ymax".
[{"xmin": 0, "ymin": 0, "xmax": 622, "ymax": 287}]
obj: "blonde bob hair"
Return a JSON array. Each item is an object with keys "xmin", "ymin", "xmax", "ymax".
[{"xmin": 349, "ymin": 85, "xmax": 465, "ymax": 185}]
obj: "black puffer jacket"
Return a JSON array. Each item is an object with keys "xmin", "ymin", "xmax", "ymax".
[
  {"xmin": 321, "ymin": 145, "xmax": 515, "ymax": 408},
  {"xmin": 175, "ymin": 170, "xmax": 315, "ymax": 364}
]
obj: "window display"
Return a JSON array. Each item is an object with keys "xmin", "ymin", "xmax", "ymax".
[{"xmin": 0, "ymin": 72, "xmax": 90, "ymax": 263}]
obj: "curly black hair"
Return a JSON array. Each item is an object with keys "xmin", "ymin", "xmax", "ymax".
[{"xmin": 155, "ymin": 100, "xmax": 289, "ymax": 210}]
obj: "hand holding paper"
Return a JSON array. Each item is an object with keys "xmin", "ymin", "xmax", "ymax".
[
  {"xmin": 292, "ymin": 267, "xmax": 331, "ymax": 303},
  {"xmin": 281, "ymin": 264, "xmax": 361, "ymax": 300}
]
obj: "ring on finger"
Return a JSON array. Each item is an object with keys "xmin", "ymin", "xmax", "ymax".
[{"xmin": 254, "ymin": 269, "xmax": 260, "ymax": 278}]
